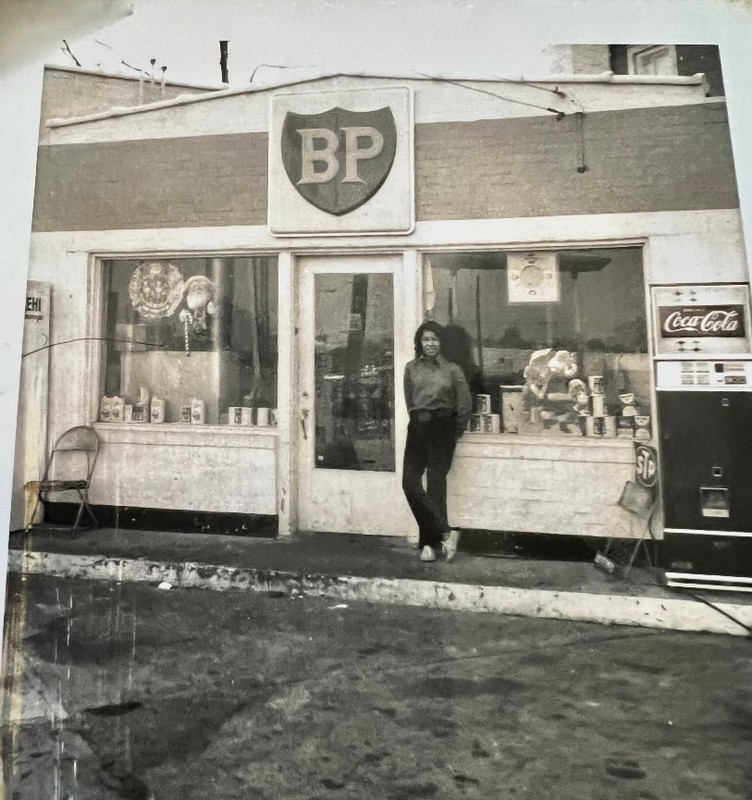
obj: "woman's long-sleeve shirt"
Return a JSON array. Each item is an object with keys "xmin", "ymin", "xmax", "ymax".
[{"xmin": 403, "ymin": 354, "xmax": 473, "ymax": 421}]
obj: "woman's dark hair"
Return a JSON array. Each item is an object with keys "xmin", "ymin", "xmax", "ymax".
[{"xmin": 414, "ymin": 320, "xmax": 445, "ymax": 356}]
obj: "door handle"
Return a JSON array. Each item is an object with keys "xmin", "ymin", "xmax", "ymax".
[{"xmin": 300, "ymin": 408, "xmax": 310, "ymax": 441}]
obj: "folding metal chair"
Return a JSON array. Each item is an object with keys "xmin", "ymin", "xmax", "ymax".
[
  {"xmin": 595, "ymin": 480, "xmax": 657, "ymax": 579},
  {"xmin": 30, "ymin": 425, "xmax": 100, "ymax": 536}
]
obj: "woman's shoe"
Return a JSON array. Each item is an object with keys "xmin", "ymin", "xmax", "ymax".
[
  {"xmin": 419, "ymin": 545, "xmax": 437, "ymax": 562},
  {"xmin": 442, "ymin": 529, "xmax": 461, "ymax": 561}
]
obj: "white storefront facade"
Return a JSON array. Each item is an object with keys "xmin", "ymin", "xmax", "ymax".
[{"xmin": 12, "ymin": 69, "xmax": 748, "ymax": 551}]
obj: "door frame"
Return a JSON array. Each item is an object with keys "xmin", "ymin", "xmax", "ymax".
[{"xmin": 281, "ymin": 248, "xmax": 421, "ymax": 536}]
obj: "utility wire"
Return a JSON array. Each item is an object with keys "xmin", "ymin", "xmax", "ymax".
[
  {"xmin": 419, "ymin": 74, "xmax": 567, "ymax": 116},
  {"xmin": 683, "ymin": 589, "xmax": 752, "ymax": 636},
  {"xmin": 120, "ymin": 59, "xmax": 143, "ymax": 74},
  {"xmin": 641, "ymin": 546, "xmax": 751, "ymax": 637},
  {"xmin": 249, "ymin": 63, "xmax": 316, "ymax": 83},
  {"xmin": 22, "ymin": 337, "xmax": 164, "ymax": 359},
  {"xmin": 420, "ymin": 73, "xmax": 590, "ymax": 171}
]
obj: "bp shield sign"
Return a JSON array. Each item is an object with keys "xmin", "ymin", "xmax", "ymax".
[
  {"xmin": 269, "ymin": 87, "xmax": 414, "ymax": 235},
  {"xmin": 281, "ymin": 107, "xmax": 397, "ymax": 216}
]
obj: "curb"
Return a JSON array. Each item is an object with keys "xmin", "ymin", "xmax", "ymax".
[{"xmin": 8, "ymin": 550, "xmax": 752, "ymax": 637}]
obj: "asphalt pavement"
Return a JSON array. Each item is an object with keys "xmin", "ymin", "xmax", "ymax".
[
  {"xmin": 7, "ymin": 527, "xmax": 752, "ymax": 636},
  {"xmin": 1, "ymin": 572, "xmax": 751, "ymax": 800}
]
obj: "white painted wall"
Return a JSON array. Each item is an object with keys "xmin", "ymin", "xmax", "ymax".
[
  {"xmin": 28, "ymin": 208, "xmax": 745, "ymax": 259},
  {"xmin": 24, "ymin": 233, "xmax": 280, "ymax": 518},
  {"xmin": 42, "ymin": 74, "xmax": 710, "ymax": 146},
  {"xmin": 450, "ymin": 437, "xmax": 643, "ymax": 539},
  {"xmin": 22, "ymin": 205, "xmax": 747, "ymax": 536},
  {"xmin": 93, "ymin": 426, "xmax": 276, "ymax": 514},
  {"xmin": 9, "ymin": 281, "xmax": 51, "ymax": 531}
]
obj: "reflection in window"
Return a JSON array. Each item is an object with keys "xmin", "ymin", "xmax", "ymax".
[
  {"xmin": 427, "ymin": 248, "xmax": 651, "ymax": 439},
  {"xmin": 101, "ymin": 257, "xmax": 277, "ymax": 425},
  {"xmin": 314, "ymin": 273, "xmax": 395, "ymax": 471}
]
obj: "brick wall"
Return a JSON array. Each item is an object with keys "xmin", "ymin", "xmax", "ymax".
[
  {"xmin": 33, "ymin": 133, "xmax": 269, "ymax": 230},
  {"xmin": 32, "ymin": 101, "xmax": 738, "ymax": 232},
  {"xmin": 40, "ymin": 69, "xmax": 214, "ymax": 135},
  {"xmin": 414, "ymin": 102, "xmax": 737, "ymax": 220},
  {"xmin": 569, "ymin": 45, "xmax": 612, "ymax": 75}
]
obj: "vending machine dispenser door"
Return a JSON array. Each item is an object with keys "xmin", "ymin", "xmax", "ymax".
[
  {"xmin": 659, "ymin": 390, "xmax": 752, "ymax": 534},
  {"xmin": 658, "ymin": 386, "xmax": 752, "ymax": 589}
]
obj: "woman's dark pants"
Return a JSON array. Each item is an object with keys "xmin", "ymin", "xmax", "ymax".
[{"xmin": 402, "ymin": 417, "xmax": 457, "ymax": 549}]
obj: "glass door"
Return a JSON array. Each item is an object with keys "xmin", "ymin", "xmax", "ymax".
[{"xmin": 296, "ymin": 255, "xmax": 410, "ymax": 534}]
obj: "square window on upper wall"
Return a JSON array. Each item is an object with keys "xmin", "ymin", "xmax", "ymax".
[
  {"xmin": 627, "ymin": 45, "xmax": 679, "ymax": 76},
  {"xmin": 606, "ymin": 44, "xmax": 725, "ymax": 97}
]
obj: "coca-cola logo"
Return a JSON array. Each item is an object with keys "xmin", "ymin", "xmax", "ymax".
[{"xmin": 659, "ymin": 304, "xmax": 746, "ymax": 338}]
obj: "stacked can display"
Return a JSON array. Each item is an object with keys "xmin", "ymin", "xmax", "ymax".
[
  {"xmin": 468, "ymin": 394, "xmax": 501, "ymax": 434},
  {"xmin": 227, "ymin": 407, "xmax": 278, "ymax": 427},
  {"xmin": 585, "ymin": 375, "xmax": 617, "ymax": 438}
]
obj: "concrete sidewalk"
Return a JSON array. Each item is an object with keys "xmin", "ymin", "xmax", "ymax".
[{"xmin": 7, "ymin": 527, "xmax": 752, "ymax": 637}]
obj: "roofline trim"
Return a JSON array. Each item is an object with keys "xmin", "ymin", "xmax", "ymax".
[
  {"xmin": 46, "ymin": 70, "xmax": 708, "ymax": 130},
  {"xmin": 44, "ymin": 63, "xmax": 225, "ymax": 92}
]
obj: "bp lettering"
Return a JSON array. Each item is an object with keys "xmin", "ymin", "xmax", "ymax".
[
  {"xmin": 281, "ymin": 106, "xmax": 397, "ymax": 216},
  {"xmin": 297, "ymin": 128, "xmax": 339, "ymax": 184},
  {"xmin": 297, "ymin": 126, "xmax": 385, "ymax": 185}
]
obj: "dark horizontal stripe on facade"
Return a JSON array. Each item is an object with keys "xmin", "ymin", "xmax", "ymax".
[
  {"xmin": 41, "ymin": 502, "xmax": 278, "ymax": 537},
  {"xmin": 31, "ymin": 102, "xmax": 738, "ymax": 232},
  {"xmin": 414, "ymin": 102, "xmax": 738, "ymax": 220},
  {"xmin": 32, "ymin": 132, "xmax": 270, "ymax": 231}
]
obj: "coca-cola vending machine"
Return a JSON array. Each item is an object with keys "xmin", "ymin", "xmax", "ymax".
[{"xmin": 653, "ymin": 284, "xmax": 752, "ymax": 591}]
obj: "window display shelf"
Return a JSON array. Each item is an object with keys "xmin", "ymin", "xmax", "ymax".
[{"xmin": 93, "ymin": 422, "xmax": 277, "ymax": 449}]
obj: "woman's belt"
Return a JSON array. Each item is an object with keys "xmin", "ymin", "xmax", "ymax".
[{"xmin": 410, "ymin": 408, "xmax": 454, "ymax": 422}]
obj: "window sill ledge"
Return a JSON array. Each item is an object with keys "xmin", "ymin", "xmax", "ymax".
[
  {"xmin": 456, "ymin": 433, "xmax": 643, "ymax": 463},
  {"xmin": 94, "ymin": 422, "xmax": 277, "ymax": 449}
]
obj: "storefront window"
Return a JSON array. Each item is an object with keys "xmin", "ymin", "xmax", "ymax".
[
  {"xmin": 100, "ymin": 257, "xmax": 278, "ymax": 425},
  {"xmin": 426, "ymin": 248, "xmax": 652, "ymax": 439},
  {"xmin": 314, "ymin": 273, "xmax": 395, "ymax": 471}
]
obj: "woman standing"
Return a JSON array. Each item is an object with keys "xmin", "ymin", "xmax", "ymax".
[{"xmin": 402, "ymin": 321, "xmax": 472, "ymax": 562}]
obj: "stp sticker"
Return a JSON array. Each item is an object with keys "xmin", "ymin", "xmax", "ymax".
[{"xmin": 634, "ymin": 444, "xmax": 658, "ymax": 488}]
